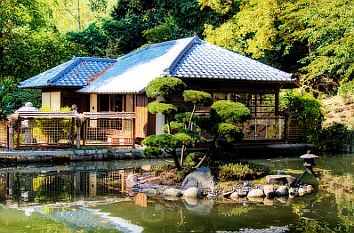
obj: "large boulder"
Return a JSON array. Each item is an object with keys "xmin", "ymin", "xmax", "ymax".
[
  {"xmin": 181, "ymin": 167, "xmax": 215, "ymax": 191},
  {"xmin": 266, "ymin": 175, "xmax": 295, "ymax": 185}
]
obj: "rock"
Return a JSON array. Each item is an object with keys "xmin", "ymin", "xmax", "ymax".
[
  {"xmin": 230, "ymin": 191, "xmax": 240, "ymax": 200},
  {"xmin": 298, "ymin": 187, "xmax": 306, "ymax": 196},
  {"xmin": 263, "ymin": 185, "xmax": 275, "ymax": 198},
  {"xmin": 288, "ymin": 187, "xmax": 298, "ymax": 197},
  {"xmin": 126, "ymin": 173, "xmax": 138, "ymax": 188},
  {"xmin": 163, "ymin": 188, "xmax": 182, "ymax": 197},
  {"xmin": 223, "ymin": 190, "xmax": 234, "ymax": 198},
  {"xmin": 266, "ymin": 175, "xmax": 295, "ymax": 185},
  {"xmin": 237, "ymin": 189, "xmax": 248, "ymax": 197},
  {"xmin": 247, "ymin": 189, "xmax": 264, "ymax": 198},
  {"xmin": 182, "ymin": 187, "xmax": 199, "ymax": 198},
  {"xmin": 143, "ymin": 188, "xmax": 157, "ymax": 196},
  {"xmin": 275, "ymin": 185, "xmax": 289, "ymax": 196},
  {"xmin": 182, "ymin": 167, "xmax": 215, "ymax": 191},
  {"xmin": 141, "ymin": 164, "xmax": 151, "ymax": 172},
  {"xmin": 306, "ymin": 185, "xmax": 314, "ymax": 193}
]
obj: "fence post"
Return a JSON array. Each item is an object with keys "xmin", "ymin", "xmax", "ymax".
[
  {"xmin": 284, "ymin": 116, "xmax": 289, "ymax": 143},
  {"xmin": 7, "ymin": 113, "xmax": 18, "ymax": 150},
  {"xmin": 74, "ymin": 113, "xmax": 84, "ymax": 149}
]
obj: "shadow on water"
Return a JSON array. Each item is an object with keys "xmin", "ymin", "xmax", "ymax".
[{"xmin": 0, "ymin": 154, "xmax": 352, "ymax": 233}]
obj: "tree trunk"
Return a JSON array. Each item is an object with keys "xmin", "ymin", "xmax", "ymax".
[
  {"xmin": 171, "ymin": 149, "xmax": 182, "ymax": 170},
  {"xmin": 195, "ymin": 134, "xmax": 218, "ymax": 168}
]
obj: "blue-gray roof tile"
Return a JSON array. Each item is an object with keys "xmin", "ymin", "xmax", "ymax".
[
  {"xmin": 21, "ymin": 36, "xmax": 295, "ymax": 93},
  {"xmin": 19, "ymin": 57, "xmax": 117, "ymax": 88}
]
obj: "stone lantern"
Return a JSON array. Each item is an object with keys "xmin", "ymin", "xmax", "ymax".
[{"xmin": 291, "ymin": 150, "xmax": 319, "ymax": 187}]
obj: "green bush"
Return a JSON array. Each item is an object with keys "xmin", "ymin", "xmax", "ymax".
[
  {"xmin": 217, "ymin": 162, "xmax": 270, "ymax": 182},
  {"xmin": 280, "ymin": 90, "xmax": 323, "ymax": 143},
  {"xmin": 318, "ymin": 123, "xmax": 354, "ymax": 153}
]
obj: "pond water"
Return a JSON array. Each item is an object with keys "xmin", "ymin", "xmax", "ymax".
[{"xmin": 0, "ymin": 154, "xmax": 353, "ymax": 233}]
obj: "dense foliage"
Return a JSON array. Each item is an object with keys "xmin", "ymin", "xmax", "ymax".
[
  {"xmin": 279, "ymin": 90, "xmax": 323, "ymax": 143},
  {"xmin": 1, "ymin": 0, "xmax": 353, "ymax": 152}
]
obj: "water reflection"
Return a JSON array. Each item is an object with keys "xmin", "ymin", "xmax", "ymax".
[
  {"xmin": 0, "ymin": 155, "xmax": 352, "ymax": 233},
  {"xmin": 0, "ymin": 161, "xmax": 162, "ymax": 204}
]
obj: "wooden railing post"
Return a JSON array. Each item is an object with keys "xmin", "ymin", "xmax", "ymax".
[
  {"xmin": 7, "ymin": 113, "xmax": 19, "ymax": 150},
  {"xmin": 75, "ymin": 113, "xmax": 84, "ymax": 149},
  {"xmin": 284, "ymin": 116, "xmax": 289, "ymax": 143}
]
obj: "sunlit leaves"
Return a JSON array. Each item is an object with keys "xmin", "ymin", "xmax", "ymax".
[{"xmin": 146, "ymin": 77, "xmax": 186, "ymax": 99}]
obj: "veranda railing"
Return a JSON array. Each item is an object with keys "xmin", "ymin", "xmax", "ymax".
[{"xmin": 6, "ymin": 111, "xmax": 135, "ymax": 149}]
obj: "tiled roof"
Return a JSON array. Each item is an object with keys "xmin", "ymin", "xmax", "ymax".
[
  {"xmin": 78, "ymin": 37, "xmax": 294, "ymax": 94},
  {"xmin": 171, "ymin": 39, "xmax": 293, "ymax": 82},
  {"xmin": 21, "ymin": 36, "xmax": 295, "ymax": 93},
  {"xmin": 78, "ymin": 37, "xmax": 194, "ymax": 94},
  {"xmin": 19, "ymin": 57, "xmax": 116, "ymax": 88}
]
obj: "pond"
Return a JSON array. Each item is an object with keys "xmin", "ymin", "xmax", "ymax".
[{"xmin": 0, "ymin": 154, "xmax": 353, "ymax": 233}]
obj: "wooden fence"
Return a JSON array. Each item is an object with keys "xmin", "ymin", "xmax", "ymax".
[
  {"xmin": 0, "ymin": 121, "xmax": 7, "ymax": 148},
  {"xmin": 6, "ymin": 111, "xmax": 135, "ymax": 149}
]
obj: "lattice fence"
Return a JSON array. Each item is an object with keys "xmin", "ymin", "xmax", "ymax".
[
  {"xmin": 83, "ymin": 118, "xmax": 134, "ymax": 146},
  {"xmin": 16, "ymin": 118, "xmax": 74, "ymax": 146},
  {"xmin": 242, "ymin": 117, "xmax": 285, "ymax": 140},
  {"xmin": 0, "ymin": 121, "xmax": 7, "ymax": 148}
]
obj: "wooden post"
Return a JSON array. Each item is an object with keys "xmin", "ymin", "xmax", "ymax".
[
  {"xmin": 71, "ymin": 117, "xmax": 75, "ymax": 146},
  {"xmin": 17, "ymin": 118, "xmax": 21, "ymax": 148},
  {"xmin": 8, "ymin": 123, "xmax": 14, "ymax": 150},
  {"xmin": 75, "ymin": 114, "xmax": 83, "ymax": 149},
  {"xmin": 284, "ymin": 116, "xmax": 289, "ymax": 143}
]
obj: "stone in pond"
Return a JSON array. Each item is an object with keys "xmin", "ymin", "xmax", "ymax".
[
  {"xmin": 298, "ymin": 187, "xmax": 306, "ymax": 196},
  {"xmin": 247, "ymin": 189, "xmax": 265, "ymax": 198},
  {"xmin": 182, "ymin": 187, "xmax": 199, "ymax": 198},
  {"xmin": 263, "ymin": 185, "xmax": 275, "ymax": 198},
  {"xmin": 182, "ymin": 167, "xmax": 214, "ymax": 191},
  {"xmin": 143, "ymin": 188, "xmax": 157, "ymax": 196},
  {"xmin": 266, "ymin": 175, "xmax": 295, "ymax": 185},
  {"xmin": 163, "ymin": 188, "xmax": 182, "ymax": 197},
  {"xmin": 230, "ymin": 191, "xmax": 239, "ymax": 200},
  {"xmin": 275, "ymin": 185, "xmax": 289, "ymax": 196},
  {"xmin": 306, "ymin": 185, "xmax": 314, "ymax": 193}
]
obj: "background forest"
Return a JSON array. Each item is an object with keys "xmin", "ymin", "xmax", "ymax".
[{"xmin": 0, "ymin": 0, "xmax": 353, "ymax": 149}]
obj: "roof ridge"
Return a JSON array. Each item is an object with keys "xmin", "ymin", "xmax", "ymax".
[
  {"xmin": 47, "ymin": 57, "xmax": 81, "ymax": 85},
  {"xmin": 162, "ymin": 36, "xmax": 198, "ymax": 76}
]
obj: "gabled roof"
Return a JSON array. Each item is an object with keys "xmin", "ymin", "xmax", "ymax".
[
  {"xmin": 78, "ymin": 37, "xmax": 194, "ymax": 94},
  {"xmin": 21, "ymin": 36, "xmax": 295, "ymax": 93},
  {"xmin": 78, "ymin": 36, "xmax": 295, "ymax": 94},
  {"xmin": 19, "ymin": 57, "xmax": 117, "ymax": 89}
]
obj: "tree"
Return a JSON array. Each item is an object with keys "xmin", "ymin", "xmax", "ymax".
[
  {"xmin": 142, "ymin": 77, "xmax": 250, "ymax": 170},
  {"xmin": 280, "ymin": 0, "xmax": 354, "ymax": 92},
  {"xmin": 0, "ymin": 1, "xmax": 84, "ymax": 117}
]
